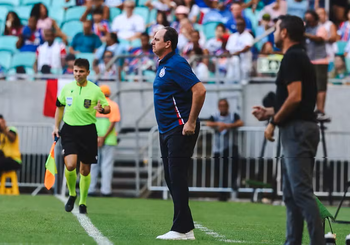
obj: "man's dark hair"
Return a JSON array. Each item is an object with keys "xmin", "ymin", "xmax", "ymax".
[
  {"xmin": 163, "ymin": 27, "xmax": 178, "ymax": 52},
  {"xmin": 93, "ymin": 8, "xmax": 103, "ymax": 15},
  {"xmin": 74, "ymin": 58, "xmax": 90, "ymax": 71},
  {"xmin": 110, "ymin": 32, "xmax": 119, "ymax": 44},
  {"xmin": 216, "ymin": 23, "xmax": 226, "ymax": 31},
  {"xmin": 278, "ymin": 15, "xmax": 305, "ymax": 43},
  {"xmin": 305, "ymin": 10, "xmax": 319, "ymax": 22},
  {"xmin": 218, "ymin": 98, "xmax": 229, "ymax": 105},
  {"xmin": 141, "ymin": 32, "xmax": 149, "ymax": 38},
  {"xmin": 0, "ymin": 114, "xmax": 3, "ymax": 119}
]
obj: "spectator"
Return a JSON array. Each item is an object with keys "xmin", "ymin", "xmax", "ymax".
[
  {"xmin": 338, "ymin": 9, "xmax": 350, "ymax": 42},
  {"xmin": 94, "ymin": 32, "xmax": 127, "ymax": 65},
  {"xmin": 242, "ymin": 0, "xmax": 264, "ymax": 34},
  {"xmin": 194, "ymin": 0, "xmax": 211, "ymax": 11},
  {"xmin": 202, "ymin": 0, "xmax": 224, "ymax": 24},
  {"xmin": 178, "ymin": 18, "xmax": 205, "ymax": 52},
  {"xmin": 30, "ymin": 3, "xmax": 67, "ymax": 44},
  {"xmin": 226, "ymin": 2, "xmax": 253, "ymax": 33},
  {"xmin": 206, "ymin": 98, "xmax": 243, "ymax": 201},
  {"xmin": 105, "ymin": 0, "xmax": 124, "ymax": 8},
  {"xmin": 226, "ymin": 17, "xmax": 254, "ymax": 82},
  {"xmin": 148, "ymin": 11, "xmax": 170, "ymax": 37},
  {"xmin": 304, "ymin": 10, "xmax": 329, "ymax": 119},
  {"xmin": 88, "ymin": 85, "xmax": 120, "ymax": 197},
  {"xmin": 4, "ymin": 12, "xmax": 22, "ymax": 37},
  {"xmin": 259, "ymin": 41, "xmax": 274, "ymax": 55},
  {"xmin": 63, "ymin": 54, "xmax": 76, "ymax": 74},
  {"xmin": 76, "ymin": 0, "xmax": 87, "ymax": 5},
  {"xmin": 188, "ymin": 47, "xmax": 210, "ymax": 80},
  {"xmin": 242, "ymin": 0, "xmax": 265, "ymax": 12},
  {"xmin": 111, "ymin": 1, "xmax": 145, "ymax": 41},
  {"xmin": 286, "ymin": 0, "xmax": 308, "ymax": 19},
  {"xmin": 81, "ymin": 0, "xmax": 110, "ymax": 21},
  {"xmin": 69, "ymin": 20, "xmax": 102, "ymax": 54},
  {"xmin": 256, "ymin": 13, "xmax": 274, "ymax": 51},
  {"xmin": 182, "ymin": 30, "xmax": 202, "ymax": 55},
  {"xmin": 0, "ymin": 115, "xmax": 21, "ymax": 173},
  {"xmin": 183, "ymin": 0, "xmax": 201, "ymax": 23},
  {"xmin": 93, "ymin": 50, "xmax": 118, "ymax": 81},
  {"xmin": 317, "ymin": 8, "xmax": 337, "ymax": 62},
  {"xmin": 16, "ymin": 16, "xmax": 44, "ymax": 52},
  {"xmin": 329, "ymin": 55, "xmax": 348, "ymax": 79},
  {"xmin": 205, "ymin": 23, "xmax": 228, "ymax": 54},
  {"xmin": 34, "ymin": 29, "xmax": 67, "ymax": 74},
  {"xmin": 124, "ymin": 32, "xmax": 154, "ymax": 77},
  {"xmin": 90, "ymin": 8, "xmax": 110, "ymax": 42},
  {"xmin": 145, "ymin": 0, "xmax": 175, "ymax": 12},
  {"xmin": 171, "ymin": 5, "xmax": 190, "ymax": 33},
  {"xmin": 259, "ymin": 0, "xmax": 287, "ymax": 23}
]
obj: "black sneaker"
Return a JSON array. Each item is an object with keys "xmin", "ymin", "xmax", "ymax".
[
  {"xmin": 79, "ymin": 204, "xmax": 87, "ymax": 214},
  {"xmin": 65, "ymin": 195, "xmax": 77, "ymax": 212}
]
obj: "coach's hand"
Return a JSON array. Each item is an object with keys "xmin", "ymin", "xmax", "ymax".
[
  {"xmin": 94, "ymin": 100, "xmax": 103, "ymax": 113},
  {"xmin": 264, "ymin": 123, "xmax": 275, "ymax": 142},
  {"xmin": 252, "ymin": 106, "xmax": 269, "ymax": 121},
  {"xmin": 52, "ymin": 127, "xmax": 60, "ymax": 140},
  {"xmin": 183, "ymin": 121, "xmax": 196, "ymax": 136}
]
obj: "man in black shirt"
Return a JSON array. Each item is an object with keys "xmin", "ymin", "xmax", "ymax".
[{"xmin": 252, "ymin": 15, "xmax": 324, "ymax": 245}]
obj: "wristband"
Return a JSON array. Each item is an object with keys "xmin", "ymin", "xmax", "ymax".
[{"xmin": 270, "ymin": 117, "xmax": 277, "ymax": 126}]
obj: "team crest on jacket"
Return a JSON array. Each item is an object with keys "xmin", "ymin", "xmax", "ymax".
[
  {"xmin": 159, "ymin": 67, "xmax": 166, "ymax": 77},
  {"xmin": 84, "ymin": 99, "xmax": 91, "ymax": 108}
]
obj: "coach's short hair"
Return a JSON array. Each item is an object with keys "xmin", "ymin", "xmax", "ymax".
[
  {"xmin": 74, "ymin": 58, "xmax": 90, "ymax": 71},
  {"xmin": 163, "ymin": 27, "xmax": 178, "ymax": 52},
  {"xmin": 278, "ymin": 15, "xmax": 305, "ymax": 43}
]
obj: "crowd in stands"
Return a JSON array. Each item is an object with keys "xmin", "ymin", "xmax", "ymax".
[{"xmin": 0, "ymin": 0, "xmax": 349, "ymax": 83}]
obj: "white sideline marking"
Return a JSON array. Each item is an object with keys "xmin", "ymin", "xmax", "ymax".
[
  {"xmin": 56, "ymin": 195, "xmax": 113, "ymax": 245},
  {"xmin": 194, "ymin": 222, "xmax": 279, "ymax": 244}
]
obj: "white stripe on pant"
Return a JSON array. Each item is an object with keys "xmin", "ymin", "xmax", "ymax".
[{"xmin": 89, "ymin": 145, "xmax": 115, "ymax": 195}]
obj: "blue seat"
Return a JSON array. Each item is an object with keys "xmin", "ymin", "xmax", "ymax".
[
  {"xmin": 49, "ymin": 6, "xmax": 64, "ymax": 27},
  {"xmin": 336, "ymin": 41, "xmax": 347, "ymax": 55},
  {"xmin": 15, "ymin": 6, "xmax": 32, "ymax": 23},
  {"xmin": 64, "ymin": 6, "xmax": 86, "ymax": 23},
  {"xmin": 149, "ymin": 9, "xmax": 157, "ymax": 24},
  {"xmin": 61, "ymin": 21, "xmax": 83, "ymax": 43},
  {"xmin": 52, "ymin": 0, "xmax": 75, "ymax": 7},
  {"xmin": 0, "ymin": 36, "xmax": 18, "ymax": 54},
  {"xmin": 6, "ymin": 67, "xmax": 35, "ymax": 81},
  {"xmin": 130, "ymin": 39, "xmax": 141, "ymax": 48},
  {"xmin": 0, "ymin": 51, "xmax": 12, "ymax": 70},
  {"xmin": 110, "ymin": 7, "xmax": 121, "ymax": 22},
  {"xmin": 0, "ymin": 6, "xmax": 8, "ymax": 22},
  {"xmin": 193, "ymin": 23, "xmax": 203, "ymax": 32},
  {"xmin": 10, "ymin": 52, "xmax": 36, "ymax": 69},
  {"xmin": 21, "ymin": 0, "xmax": 51, "ymax": 7},
  {"xmin": 137, "ymin": 0, "xmax": 148, "ymax": 7},
  {"xmin": 203, "ymin": 22, "xmax": 221, "ymax": 40},
  {"xmin": 134, "ymin": 7, "xmax": 149, "ymax": 24},
  {"xmin": 75, "ymin": 52, "xmax": 95, "ymax": 69},
  {"xmin": 0, "ymin": 0, "xmax": 20, "ymax": 9}
]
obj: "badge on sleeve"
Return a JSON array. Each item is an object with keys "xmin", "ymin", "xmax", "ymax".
[
  {"xmin": 159, "ymin": 67, "xmax": 166, "ymax": 77},
  {"xmin": 84, "ymin": 99, "xmax": 92, "ymax": 108},
  {"xmin": 66, "ymin": 97, "xmax": 73, "ymax": 106}
]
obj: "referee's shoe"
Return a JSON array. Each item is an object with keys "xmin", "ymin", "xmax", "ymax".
[{"xmin": 65, "ymin": 195, "xmax": 77, "ymax": 212}]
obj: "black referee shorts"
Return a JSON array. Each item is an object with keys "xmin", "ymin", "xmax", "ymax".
[{"xmin": 60, "ymin": 123, "xmax": 98, "ymax": 164}]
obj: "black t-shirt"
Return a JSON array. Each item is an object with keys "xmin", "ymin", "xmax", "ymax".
[{"xmin": 275, "ymin": 44, "xmax": 317, "ymax": 125}]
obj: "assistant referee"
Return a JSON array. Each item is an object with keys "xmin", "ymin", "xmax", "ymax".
[
  {"xmin": 52, "ymin": 58, "xmax": 110, "ymax": 214},
  {"xmin": 252, "ymin": 16, "xmax": 324, "ymax": 244},
  {"xmin": 152, "ymin": 27, "xmax": 206, "ymax": 240}
]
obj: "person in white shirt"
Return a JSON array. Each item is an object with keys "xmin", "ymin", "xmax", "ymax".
[
  {"xmin": 226, "ymin": 17, "xmax": 254, "ymax": 83},
  {"xmin": 205, "ymin": 23, "xmax": 226, "ymax": 54},
  {"xmin": 34, "ymin": 29, "xmax": 66, "ymax": 74},
  {"xmin": 111, "ymin": 0, "xmax": 145, "ymax": 41}
]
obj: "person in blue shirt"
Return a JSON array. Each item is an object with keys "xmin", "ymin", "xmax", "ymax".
[
  {"xmin": 152, "ymin": 26, "xmax": 206, "ymax": 240},
  {"xmin": 225, "ymin": 2, "xmax": 253, "ymax": 33},
  {"xmin": 69, "ymin": 20, "xmax": 102, "ymax": 54},
  {"xmin": 16, "ymin": 16, "xmax": 44, "ymax": 52}
]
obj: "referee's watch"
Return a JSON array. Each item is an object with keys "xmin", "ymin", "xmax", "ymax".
[{"xmin": 100, "ymin": 107, "xmax": 105, "ymax": 114}]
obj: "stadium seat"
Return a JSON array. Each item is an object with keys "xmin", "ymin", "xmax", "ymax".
[
  {"xmin": 0, "ymin": 6, "xmax": 8, "ymax": 22},
  {"xmin": 137, "ymin": 0, "xmax": 148, "ymax": 7},
  {"xmin": 134, "ymin": 7, "xmax": 149, "ymax": 24},
  {"xmin": 143, "ymin": 70, "xmax": 155, "ymax": 83},
  {"xmin": 0, "ymin": 0, "xmax": 20, "ymax": 10},
  {"xmin": 6, "ymin": 67, "xmax": 35, "ymax": 81},
  {"xmin": 110, "ymin": 7, "xmax": 121, "ymax": 22},
  {"xmin": 75, "ymin": 52, "xmax": 94, "ymax": 69},
  {"xmin": 0, "ymin": 171, "xmax": 19, "ymax": 195},
  {"xmin": 345, "ymin": 58, "xmax": 350, "ymax": 73},
  {"xmin": 49, "ymin": 6, "xmax": 64, "ymax": 27},
  {"xmin": 15, "ymin": 6, "xmax": 32, "ymax": 24},
  {"xmin": 0, "ymin": 51, "xmax": 12, "ymax": 70},
  {"xmin": 193, "ymin": 23, "xmax": 203, "ymax": 32},
  {"xmin": 51, "ymin": 0, "xmax": 75, "ymax": 7},
  {"xmin": 61, "ymin": 21, "xmax": 83, "ymax": 43},
  {"xmin": 64, "ymin": 6, "xmax": 86, "ymax": 23},
  {"xmin": 203, "ymin": 21, "xmax": 221, "ymax": 40},
  {"xmin": 130, "ymin": 38, "xmax": 141, "ymax": 48},
  {"xmin": 21, "ymin": 0, "xmax": 51, "ymax": 7},
  {"xmin": 149, "ymin": 9, "xmax": 157, "ymax": 24},
  {"xmin": 0, "ymin": 36, "xmax": 18, "ymax": 54},
  {"xmin": 10, "ymin": 52, "xmax": 36, "ymax": 69},
  {"xmin": 336, "ymin": 41, "xmax": 347, "ymax": 55}
]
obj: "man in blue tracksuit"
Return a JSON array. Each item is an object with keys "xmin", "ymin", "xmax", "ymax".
[{"xmin": 152, "ymin": 27, "xmax": 206, "ymax": 240}]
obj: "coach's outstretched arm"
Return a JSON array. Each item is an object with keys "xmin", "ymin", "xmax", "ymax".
[
  {"xmin": 183, "ymin": 82, "xmax": 206, "ymax": 136},
  {"xmin": 52, "ymin": 107, "xmax": 64, "ymax": 139}
]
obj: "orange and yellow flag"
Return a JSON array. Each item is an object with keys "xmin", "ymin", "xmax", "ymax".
[{"xmin": 44, "ymin": 140, "xmax": 58, "ymax": 190}]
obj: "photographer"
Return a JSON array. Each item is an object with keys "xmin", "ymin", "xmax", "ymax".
[{"xmin": 0, "ymin": 115, "xmax": 21, "ymax": 172}]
